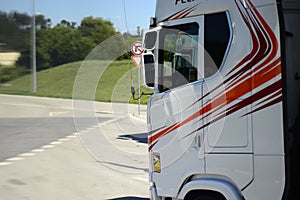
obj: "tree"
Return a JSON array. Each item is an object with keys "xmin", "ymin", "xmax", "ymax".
[
  {"xmin": 36, "ymin": 23, "xmax": 95, "ymax": 69},
  {"xmin": 0, "ymin": 11, "xmax": 30, "ymax": 51},
  {"xmin": 2, "ymin": 11, "xmax": 129, "ymax": 71},
  {"xmin": 36, "ymin": 14, "xmax": 51, "ymax": 29},
  {"xmin": 79, "ymin": 16, "xmax": 116, "ymax": 45},
  {"xmin": 10, "ymin": 11, "xmax": 31, "ymax": 29}
]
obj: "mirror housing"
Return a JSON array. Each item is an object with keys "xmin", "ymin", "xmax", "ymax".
[
  {"xmin": 141, "ymin": 53, "xmax": 155, "ymax": 89},
  {"xmin": 143, "ymin": 31, "xmax": 157, "ymax": 50}
]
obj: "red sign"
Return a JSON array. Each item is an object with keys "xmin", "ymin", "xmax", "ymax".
[
  {"xmin": 131, "ymin": 55, "xmax": 141, "ymax": 68},
  {"xmin": 131, "ymin": 41, "xmax": 144, "ymax": 56}
]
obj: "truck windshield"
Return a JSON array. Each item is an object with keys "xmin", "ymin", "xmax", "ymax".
[{"xmin": 158, "ymin": 23, "xmax": 199, "ymax": 92}]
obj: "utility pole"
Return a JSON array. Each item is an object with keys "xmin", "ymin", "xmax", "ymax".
[{"xmin": 31, "ymin": 0, "xmax": 37, "ymax": 93}]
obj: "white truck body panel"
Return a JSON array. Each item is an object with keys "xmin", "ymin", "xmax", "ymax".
[
  {"xmin": 243, "ymin": 156, "xmax": 286, "ymax": 199},
  {"xmin": 143, "ymin": 0, "xmax": 300, "ymax": 199}
]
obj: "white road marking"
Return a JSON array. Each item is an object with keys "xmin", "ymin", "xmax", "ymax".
[
  {"xmin": 66, "ymin": 135, "xmax": 77, "ymax": 139},
  {"xmin": 18, "ymin": 153, "xmax": 36, "ymax": 157},
  {"xmin": 31, "ymin": 149, "xmax": 45, "ymax": 153},
  {"xmin": 0, "ymin": 116, "xmax": 126, "ymax": 167},
  {"xmin": 6, "ymin": 157, "xmax": 24, "ymax": 161},
  {"xmin": 129, "ymin": 114, "xmax": 147, "ymax": 123},
  {"xmin": 50, "ymin": 141, "xmax": 63, "ymax": 145},
  {"xmin": 58, "ymin": 138, "xmax": 70, "ymax": 142},
  {"xmin": 0, "ymin": 102, "xmax": 72, "ymax": 110},
  {"xmin": 1, "ymin": 133, "xmax": 78, "ymax": 167},
  {"xmin": 49, "ymin": 111, "xmax": 69, "ymax": 116},
  {"xmin": 0, "ymin": 162, "xmax": 12, "ymax": 167},
  {"xmin": 41, "ymin": 145, "xmax": 55, "ymax": 149}
]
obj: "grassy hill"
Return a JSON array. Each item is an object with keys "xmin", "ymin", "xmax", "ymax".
[{"xmin": 0, "ymin": 60, "xmax": 151, "ymax": 104}]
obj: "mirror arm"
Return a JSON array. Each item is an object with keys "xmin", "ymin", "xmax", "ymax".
[
  {"xmin": 131, "ymin": 85, "xmax": 136, "ymax": 97},
  {"xmin": 131, "ymin": 87, "xmax": 153, "ymax": 101},
  {"xmin": 142, "ymin": 92, "xmax": 153, "ymax": 96}
]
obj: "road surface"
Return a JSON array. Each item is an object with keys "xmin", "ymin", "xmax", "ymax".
[{"xmin": 0, "ymin": 94, "xmax": 149, "ymax": 200}]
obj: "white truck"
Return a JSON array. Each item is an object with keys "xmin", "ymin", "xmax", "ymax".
[{"xmin": 141, "ymin": 0, "xmax": 300, "ymax": 199}]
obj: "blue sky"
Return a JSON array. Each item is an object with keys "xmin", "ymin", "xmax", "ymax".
[{"xmin": 0, "ymin": 0, "xmax": 156, "ymax": 33}]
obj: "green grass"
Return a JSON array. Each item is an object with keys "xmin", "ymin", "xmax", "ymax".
[{"xmin": 0, "ymin": 60, "xmax": 152, "ymax": 104}]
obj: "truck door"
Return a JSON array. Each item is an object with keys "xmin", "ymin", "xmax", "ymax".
[
  {"xmin": 201, "ymin": 11, "xmax": 254, "ymax": 190},
  {"xmin": 146, "ymin": 16, "xmax": 207, "ymax": 196}
]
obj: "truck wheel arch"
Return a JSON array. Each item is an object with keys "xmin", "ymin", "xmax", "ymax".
[
  {"xmin": 184, "ymin": 190, "xmax": 226, "ymax": 200},
  {"xmin": 177, "ymin": 176, "xmax": 244, "ymax": 200}
]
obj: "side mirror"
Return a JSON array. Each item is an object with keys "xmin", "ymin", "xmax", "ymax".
[
  {"xmin": 143, "ymin": 31, "xmax": 157, "ymax": 50},
  {"xmin": 142, "ymin": 53, "xmax": 155, "ymax": 89}
]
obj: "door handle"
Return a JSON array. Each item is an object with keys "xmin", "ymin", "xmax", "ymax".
[{"xmin": 194, "ymin": 133, "xmax": 201, "ymax": 149}]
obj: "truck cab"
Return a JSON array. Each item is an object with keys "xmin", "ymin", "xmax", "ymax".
[{"xmin": 142, "ymin": 0, "xmax": 300, "ymax": 199}]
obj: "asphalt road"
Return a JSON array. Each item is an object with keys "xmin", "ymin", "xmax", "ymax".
[{"xmin": 0, "ymin": 94, "xmax": 149, "ymax": 200}]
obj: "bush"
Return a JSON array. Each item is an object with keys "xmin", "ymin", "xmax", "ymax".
[{"xmin": 0, "ymin": 66, "xmax": 29, "ymax": 83}]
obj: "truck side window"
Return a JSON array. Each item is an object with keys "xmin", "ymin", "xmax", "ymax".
[
  {"xmin": 204, "ymin": 12, "xmax": 231, "ymax": 78},
  {"xmin": 158, "ymin": 23, "xmax": 199, "ymax": 92}
]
